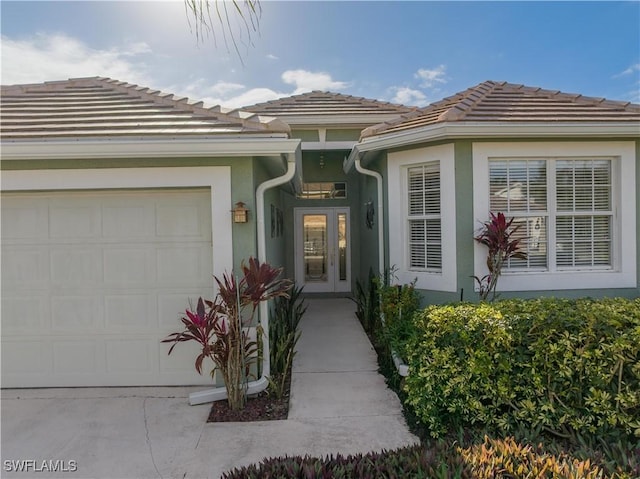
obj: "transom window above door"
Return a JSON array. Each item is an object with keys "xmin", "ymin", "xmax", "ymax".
[{"xmin": 297, "ymin": 182, "xmax": 347, "ymax": 199}]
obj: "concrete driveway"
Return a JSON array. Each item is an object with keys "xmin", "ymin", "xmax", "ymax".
[{"xmin": 1, "ymin": 299, "xmax": 418, "ymax": 478}]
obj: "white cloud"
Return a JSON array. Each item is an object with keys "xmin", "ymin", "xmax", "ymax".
[
  {"xmin": 194, "ymin": 88, "xmax": 283, "ymax": 108},
  {"xmin": 207, "ymin": 81, "xmax": 246, "ymax": 97},
  {"xmin": 281, "ymin": 69, "xmax": 349, "ymax": 93},
  {"xmin": 181, "ymin": 69, "xmax": 350, "ymax": 109},
  {"xmin": 266, "ymin": 53, "xmax": 279, "ymax": 60},
  {"xmin": 122, "ymin": 41, "xmax": 152, "ymax": 56},
  {"xmin": 1, "ymin": 33, "xmax": 151, "ymax": 86},
  {"xmin": 613, "ymin": 63, "xmax": 640, "ymax": 78},
  {"xmin": 415, "ymin": 65, "xmax": 447, "ymax": 88},
  {"xmin": 390, "ymin": 87, "xmax": 428, "ymax": 107},
  {"xmin": 169, "ymin": 79, "xmax": 247, "ymax": 104}
]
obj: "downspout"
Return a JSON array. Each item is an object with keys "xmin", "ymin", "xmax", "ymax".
[
  {"xmin": 189, "ymin": 151, "xmax": 298, "ymax": 405},
  {"xmin": 354, "ymin": 158, "xmax": 384, "ymax": 277}
]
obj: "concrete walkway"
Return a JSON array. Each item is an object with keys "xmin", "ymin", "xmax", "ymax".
[{"xmin": 1, "ymin": 299, "xmax": 418, "ymax": 478}]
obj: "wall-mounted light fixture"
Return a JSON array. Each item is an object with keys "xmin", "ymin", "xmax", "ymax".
[{"xmin": 232, "ymin": 201, "xmax": 249, "ymax": 223}]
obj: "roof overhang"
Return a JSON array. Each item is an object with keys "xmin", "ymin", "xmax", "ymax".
[
  {"xmin": 1, "ymin": 136, "xmax": 301, "ymax": 161},
  {"xmin": 344, "ymin": 121, "xmax": 640, "ymax": 172}
]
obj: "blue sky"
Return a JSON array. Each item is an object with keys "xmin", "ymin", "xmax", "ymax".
[{"xmin": 2, "ymin": 1, "xmax": 639, "ymax": 108}]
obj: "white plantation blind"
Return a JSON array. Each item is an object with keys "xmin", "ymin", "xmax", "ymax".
[
  {"xmin": 489, "ymin": 159, "xmax": 548, "ymax": 270},
  {"xmin": 407, "ymin": 163, "xmax": 441, "ymax": 270},
  {"xmin": 556, "ymin": 159, "xmax": 612, "ymax": 268},
  {"xmin": 488, "ymin": 157, "xmax": 614, "ymax": 272}
]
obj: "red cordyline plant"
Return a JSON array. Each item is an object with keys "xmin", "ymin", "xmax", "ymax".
[
  {"xmin": 163, "ymin": 257, "xmax": 292, "ymax": 410},
  {"xmin": 473, "ymin": 212, "xmax": 527, "ymax": 301}
]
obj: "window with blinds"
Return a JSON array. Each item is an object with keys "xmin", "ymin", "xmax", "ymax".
[
  {"xmin": 407, "ymin": 163, "xmax": 441, "ymax": 271},
  {"xmin": 489, "ymin": 158, "xmax": 613, "ymax": 272},
  {"xmin": 556, "ymin": 159, "xmax": 612, "ymax": 268},
  {"xmin": 490, "ymin": 159, "xmax": 548, "ymax": 270}
]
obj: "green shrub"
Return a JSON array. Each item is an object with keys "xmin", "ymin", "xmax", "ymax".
[
  {"xmin": 405, "ymin": 303, "xmax": 518, "ymax": 437},
  {"xmin": 404, "ymin": 298, "xmax": 640, "ymax": 446},
  {"xmin": 379, "ymin": 279, "xmax": 422, "ymax": 359}
]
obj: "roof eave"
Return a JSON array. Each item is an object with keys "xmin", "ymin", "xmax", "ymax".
[
  {"xmin": 1, "ymin": 136, "xmax": 300, "ymax": 161},
  {"xmin": 345, "ymin": 121, "xmax": 640, "ymax": 172}
]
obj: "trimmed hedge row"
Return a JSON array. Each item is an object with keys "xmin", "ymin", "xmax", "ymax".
[{"xmin": 403, "ymin": 298, "xmax": 640, "ymax": 444}]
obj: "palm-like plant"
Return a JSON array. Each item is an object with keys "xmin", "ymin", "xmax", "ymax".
[
  {"xmin": 163, "ymin": 257, "xmax": 291, "ymax": 410},
  {"xmin": 473, "ymin": 212, "xmax": 527, "ymax": 301}
]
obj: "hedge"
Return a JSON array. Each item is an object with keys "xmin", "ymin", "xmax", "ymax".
[{"xmin": 403, "ymin": 298, "xmax": 640, "ymax": 444}]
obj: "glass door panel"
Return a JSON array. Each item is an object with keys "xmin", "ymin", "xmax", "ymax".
[
  {"xmin": 303, "ymin": 214, "xmax": 328, "ymax": 282},
  {"xmin": 338, "ymin": 213, "xmax": 347, "ymax": 281}
]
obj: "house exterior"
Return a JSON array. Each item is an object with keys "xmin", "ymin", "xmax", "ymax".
[
  {"xmin": 345, "ymin": 81, "xmax": 640, "ymax": 304},
  {"xmin": 2, "ymin": 78, "xmax": 638, "ymax": 388}
]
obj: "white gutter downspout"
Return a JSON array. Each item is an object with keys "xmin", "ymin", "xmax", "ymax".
[
  {"xmin": 189, "ymin": 151, "xmax": 299, "ymax": 405},
  {"xmin": 354, "ymin": 158, "xmax": 384, "ymax": 277}
]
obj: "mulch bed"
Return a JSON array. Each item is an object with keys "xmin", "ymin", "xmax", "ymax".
[{"xmin": 207, "ymin": 370, "xmax": 291, "ymax": 422}]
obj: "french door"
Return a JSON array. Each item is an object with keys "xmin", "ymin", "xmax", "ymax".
[{"xmin": 294, "ymin": 207, "xmax": 350, "ymax": 293}]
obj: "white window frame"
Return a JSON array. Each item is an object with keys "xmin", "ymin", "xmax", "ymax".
[
  {"xmin": 473, "ymin": 142, "xmax": 636, "ymax": 291},
  {"xmin": 388, "ymin": 143, "xmax": 457, "ymax": 292}
]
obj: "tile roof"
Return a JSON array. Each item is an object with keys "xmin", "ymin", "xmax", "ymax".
[
  {"xmin": 362, "ymin": 81, "xmax": 640, "ymax": 138},
  {"xmin": 1, "ymin": 77, "xmax": 290, "ymax": 140},
  {"xmin": 244, "ymin": 91, "xmax": 414, "ymax": 123}
]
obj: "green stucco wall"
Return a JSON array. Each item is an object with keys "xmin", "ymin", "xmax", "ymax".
[
  {"xmin": 253, "ymin": 159, "xmax": 291, "ymax": 277},
  {"xmin": 325, "ymin": 129, "xmax": 361, "ymax": 141}
]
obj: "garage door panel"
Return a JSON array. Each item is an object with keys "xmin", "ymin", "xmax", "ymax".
[
  {"xmin": 102, "ymin": 204, "xmax": 155, "ymax": 238},
  {"xmin": 2, "ymin": 341, "xmax": 52, "ymax": 374},
  {"xmin": 103, "ymin": 248, "xmax": 154, "ymax": 284},
  {"xmin": 49, "ymin": 204, "xmax": 100, "ymax": 239},
  {"xmin": 1, "ymin": 200, "xmax": 47, "ymax": 240},
  {"xmin": 106, "ymin": 339, "xmax": 153, "ymax": 374},
  {"xmin": 156, "ymin": 204, "xmax": 207, "ymax": 238},
  {"xmin": 156, "ymin": 246, "xmax": 211, "ymax": 283},
  {"xmin": 2, "ymin": 296, "xmax": 48, "ymax": 332},
  {"xmin": 2, "ymin": 248, "xmax": 48, "ymax": 286},
  {"xmin": 104, "ymin": 294, "xmax": 155, "ymax": 330},
  {"xmin": 2, "ymin": 188, "xmax": 216, "ymax": 387},
  {"xmin": 51, "ymin": 295, "xmax": 103, "ymax": 330},
  {"xmin": 53, "ymin": 340, "xmax": 101, "ymax": 374},
  {"xmin": 50, "ymin": 248, "xmax": 103, "ymax": 285}
]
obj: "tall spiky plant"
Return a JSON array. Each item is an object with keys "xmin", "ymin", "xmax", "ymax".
[
  {"xmin": 473, "ymin": 212, "xmax": 527, "ymax": 301},
  {"xmin": 163, "ymin": 258, "xmax": 291, "ymax": 410}
]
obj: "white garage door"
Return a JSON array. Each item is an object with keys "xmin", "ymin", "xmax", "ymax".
[{"xmin": 1, "ymin": 188, "xmax": 218, "ymax": 387}]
